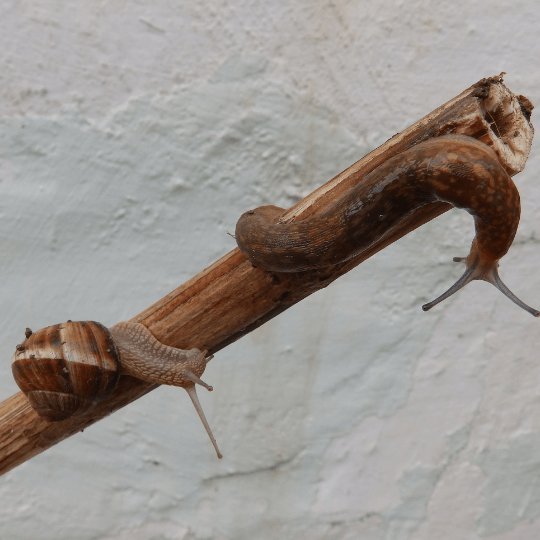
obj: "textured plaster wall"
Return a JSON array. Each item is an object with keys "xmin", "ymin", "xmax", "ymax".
[{"xmin": 1, "ymin": 1, "xmax": 540, "ymax": 539}]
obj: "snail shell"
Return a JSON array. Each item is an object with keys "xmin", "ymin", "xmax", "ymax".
[{"xmin": 12, "ymin": 321, "xmax": 119, "ymax": 421}]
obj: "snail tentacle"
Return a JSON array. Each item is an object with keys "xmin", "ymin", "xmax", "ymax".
[
  {"xmin": 185, "ymin": 384, "xmax": 223, "ymax": 459},
  {"xmin": 423, "ymin": 247, "xmax": 540, "ymax": 316}
]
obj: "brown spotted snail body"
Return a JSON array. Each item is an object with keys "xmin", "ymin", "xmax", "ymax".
[
  {"xmin": 235, "ymin": 134, "xmax": 539, "ymax": 316},
  {"xmin": 12, "ymin": 320, "xmax": 222, "ymax": 458}
]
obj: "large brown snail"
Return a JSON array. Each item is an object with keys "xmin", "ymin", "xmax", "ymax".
[{"xmin": 11, "ymin": 320, "xmax": 222, "ymax": 458}]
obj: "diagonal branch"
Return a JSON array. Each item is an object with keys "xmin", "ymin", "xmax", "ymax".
[{"xmin": 0, "ymin": 74, "xmax": 533, "ymax": 475}]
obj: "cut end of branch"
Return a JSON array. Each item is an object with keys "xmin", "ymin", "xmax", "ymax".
[{"xmin": 464, "ymin": 77, "xmax": 534, "ymax": 175}]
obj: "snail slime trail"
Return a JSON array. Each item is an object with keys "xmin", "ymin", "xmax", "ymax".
[
  {"xmin": 12, "ymin": 321, "xmax": 223, "ymax": 459},
  {"xmin": 236, "ymin": 134, "xmax": 539, "ymax": 316}
]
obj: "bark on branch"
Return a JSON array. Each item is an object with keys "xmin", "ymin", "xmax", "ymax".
[{"xmin": 0, "ymin": 74, "xmax": 533, "ymax": 475}]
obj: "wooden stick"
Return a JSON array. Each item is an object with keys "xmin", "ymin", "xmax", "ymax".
[{"xmin": 0, "ymin": 74, "xmax": 533, "ymax": 475}]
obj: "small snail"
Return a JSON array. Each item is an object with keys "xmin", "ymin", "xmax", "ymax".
[
  {"xmin": 235, "ymin": 134, "xmax": 539, "ymax": 316},
  {"xmin": 12, "ymin": 320, "xmax": 222, "ymax": 458}
]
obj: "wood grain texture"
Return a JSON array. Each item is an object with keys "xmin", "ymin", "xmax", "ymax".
[{"xmin": 0, "ymin": 75, "xmax": 533, "ymax": 476}]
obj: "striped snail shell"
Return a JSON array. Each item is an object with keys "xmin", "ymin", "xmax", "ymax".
[{"xmin": 12, "ymin": 321, "xmax": 119, "ymax": 421}]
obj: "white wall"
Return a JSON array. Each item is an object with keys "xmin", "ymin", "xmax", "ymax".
[{"xmin": 1, "ymin": 2, "xmax": 540, "ymax": 539}]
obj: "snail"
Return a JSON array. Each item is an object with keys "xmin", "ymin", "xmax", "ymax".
[
  {"xmin": 12, "ymin": 320, "xmax": 222, "ymax": 459},
  {"xmin": 235, "ymin": 134, "xmax": 539, "ymax": 316}
]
